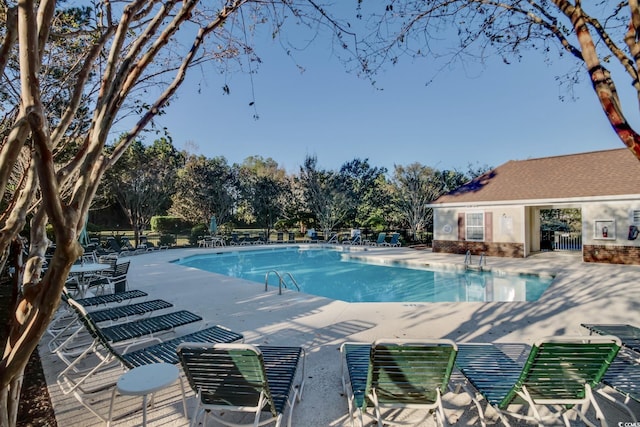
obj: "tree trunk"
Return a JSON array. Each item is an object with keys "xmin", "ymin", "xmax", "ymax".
[{"xmin": 0, "ymin": 242, "xmax": 81, "ymax": 427}]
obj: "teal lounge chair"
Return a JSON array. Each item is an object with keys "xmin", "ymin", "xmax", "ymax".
[
  {"xmin": 177, "ymin": 342, "xmax": 305, "ymax": 427},
  {"xmin": 340, "ymin": 339, "xmax": 458, "ymax": 427},
  {"xmin": 369, "ymin": 232, "xmax": 387, "ymax": 246},
  {"xmin": 455, "ymin": 335, "xmax": 621, "ymax": 427}
]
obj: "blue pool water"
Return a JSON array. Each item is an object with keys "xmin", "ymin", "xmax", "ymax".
[{"xmin": 173, "ymin": 247, "xmax": 553, "ymax": 303}]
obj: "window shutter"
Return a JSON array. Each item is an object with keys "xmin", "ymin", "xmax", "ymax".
[
  {"xmin": 485, "ymin": 212, "xmax": 493, "ymax": 242},
  {"xmin": 458, "ymin": 213, "xmax": 465, "ymax": 241}
]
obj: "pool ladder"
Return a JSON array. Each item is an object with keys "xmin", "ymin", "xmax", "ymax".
[
  {"xmin": 464, "ymin": 250, "xmax": 487, "ymax": 270},
  {"xmin": 265, "ymin": 270, "xmax": 300, "ymax": 295}
]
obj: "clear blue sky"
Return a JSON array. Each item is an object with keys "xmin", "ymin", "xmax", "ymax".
[{"xmin": 145, "ymin": 21, "xmax": 625, "ymax": 175}]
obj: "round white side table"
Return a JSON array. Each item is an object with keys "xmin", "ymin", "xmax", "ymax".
[{"xmin": 107, "ymin": 363, "xmax": 186, "ymax": 426}]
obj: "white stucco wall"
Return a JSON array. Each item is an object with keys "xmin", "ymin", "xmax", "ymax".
[
  {"xmin": 433, "ymin": 206, "xmax": 525, "ymax": 243},
  {"xmin": 582, "ymin": 200, "xmax": 640, "ymax": 246}
]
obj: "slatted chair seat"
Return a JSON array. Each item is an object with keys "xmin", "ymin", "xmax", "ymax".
[
  {"xmin": 455, "ymin": 336, "xmax": 621, "ymax": 427},
  {"xmin": 48, "ymin": 294, "xmax": 166, "ymax": 353},
  {"xmin": 87, "ymin": 299, "xmax": 173, "ymax": 323},
  {"xmin": 56, "ymin": 299, "xmax": 243, "ymax": 423},
  {"xmin": 100, "ymin": 310, "xmax": 202, "ymax": 343},
  {"xmin": 75, "ymin": 289, "xmax": 147, "ymax": 307},
  {"xmin": 581, "ymin": 323, "xmax": 640, "ymax": 420},
  {"xmin": 582, "ymin": 323, "xmax": 640, "ymax": 352},
  {"xmin": 121, "ymin": 326, "xmax": 244, "ymax": 368},
  {"xmin": 601, "ymin": 349, "xmax": 640, "ymax": 403},
  {"xmin": 177, "ymin": 343, "xmax": 305, "ymax": 427},
  {"xmin": 340, "ymin": 339, "xmax": 457, "ymax": 427}
]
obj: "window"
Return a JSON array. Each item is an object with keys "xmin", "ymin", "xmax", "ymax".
[{"xmin": 466, "ymin": 212, "xmax": 484, "ymax": 241}]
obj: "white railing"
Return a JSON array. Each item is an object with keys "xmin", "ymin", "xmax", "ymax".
[{"xmin": 554, "ymin": 232, "xmax": 582, "ymax": 251}]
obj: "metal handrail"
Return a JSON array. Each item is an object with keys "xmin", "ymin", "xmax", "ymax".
[
  {"xmin": 265, "ymin": 270, "xmax": 300, "ymax": 295},
  {"xmin": 464, "ymin": 250, "xmax": 471, "ymax": 266},
  {"xmin": 478, "ymin": 252, "xmax": 487, "ymax": 267},
  {"xmin": 282, "ymin": 272, "xmax": 300, "ymax": 292}
]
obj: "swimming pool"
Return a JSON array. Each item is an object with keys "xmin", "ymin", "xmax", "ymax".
[{"xmin": 173, "ymin": 247, "xmax": 554, "ymax": 303}]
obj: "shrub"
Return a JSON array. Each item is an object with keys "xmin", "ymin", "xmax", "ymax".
[
  {"xmin": 151, "ymin": 216, "xmax": 191, "ymax": 234},
  {"xmin": 159, "ymin": 234, "xmax": 176, "ymax": 247},
  {"xmin": 190, "ymin": 224, "xmax": 208, "ymax": 245}
]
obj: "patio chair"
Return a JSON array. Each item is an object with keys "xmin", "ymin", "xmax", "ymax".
[
  {"xmin": 48, "ymin": 293, "xmax": 173, "ymax": 353},
  {"xmin": 275, "ymin": 232, "xmax": 285, "ymax": 244},
  {"xmin": 177, "ymin": 342, "xmax": 305, "ymax": 427},
  {"xmin": 340, "ymin": 339, "xmax": 458, "ymax": 427},
  {"xmin": 342, "ymin": 234, "xmax": 362, "ymax": 245},
  {"xmin": 56, "ymin": 298, "xmax": 244, "ymax": 423},
  {"xmin": 75, "ymin": 289, "xmax": 148, "ymax": 308},
  {"xmin": 581, "ymin": 323, "xmax": 640, "ymax": 420},
  {"xmin": 382, "ymin": 233, "xmax": 401, "ymax": 247},
  {"xmin": 85, "ymin": 260, "xmax": 130, "ymax": 295},
  {"xmin": 369, "ymin": 232, "xmax": 387, "ymax": 246},
  {"xmin": 287, "ymin": 232, "xmax": 296, "ymax": 243},
  {"xmin": 326, "ymin": 232, "xmax": 339, "ymax": 244},
  {"xmin": 54, "ymin": 297, "xmax": 203, "ymax": 363},
  {"xmin": 581, "ymin": 323, "xmax": 640, "ymax": 353},
  {"xmin": 455, "ymin": 335, "xmax": 621, "ymax": 427}
]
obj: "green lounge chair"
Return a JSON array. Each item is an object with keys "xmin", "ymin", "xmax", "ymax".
[
  {"xmin": 177, "ymin": 342, "xmax": 305, "ymax": 427},
  {"xmin": 340, "ymin": 339, "xmax": 458, "ymax": 427},
  {"xmin": 455, "ymin": 335, "xmax": 621, "ymax": 427}
]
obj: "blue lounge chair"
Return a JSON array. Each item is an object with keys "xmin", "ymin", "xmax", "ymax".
[
  {"xmin": 455, "ymin": 335, "xmax": 621, "ymax": 427},
  {"xmin": 582, "ymin": 323, "xmax": 640, "ymax": 420},
  {"xmin": 342, "ymin": 234, "xmax": 361, "ymax": 245},
  {"xmin": 340, "ymin": 339, "xmax": 458, "ymax": 427},
  {"xmin": 178, "ymin": 342, "xmax": 305, "ymax": 427},
  {"xmin": 382, "ymin": 232, "xmax": 401, "ymax": 247}
]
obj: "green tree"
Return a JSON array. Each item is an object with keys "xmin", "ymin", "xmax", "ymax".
[
  {"xmin": 337, "ymin": 158, "xmax": 388, "ymax": 228},
  {"xmin": 103, "ymin": 137, "xmax": 182, "ymax": 245},
  {"xmin": 236, "ymin": 156, "xmax": 288, "ymax": 238},
  {"xmin": 170, "ymin": 154, "xmax": 236, "ymax": 227},
  {"xmin": 354, "ymin": 1, "xmax": 640, "ymax": 160},
  {"xmin": 299, "ymin": 155, "xmax": 352, "ymax": 238}
]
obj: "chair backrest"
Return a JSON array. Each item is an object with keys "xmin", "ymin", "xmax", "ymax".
[
  {"xmin": 376, "ymin": 233, "xmax": 386, "ymax": 243},
  {"xmin": 367, "ymin": 339, "xmax": 458, "ymax": 408},
  {"xmin": 65, "ymin": 297, "xmax": 131, "ymax": 367},
  {"xmin": 177, "ymin": 343, "xmax": 276, "ymax": 415},
  {"xmin": 503, "ymin": 336, "xmax": 621, "ymax": 408},
  {"xmin": 109, "ymin": 261, "xmax": 130, "ymax": 293},
  {"xmin": 113, "ymin": 261, "xmax": 130, "ymax": 277},
  {"xmin": 389, "ymin": 233, "xmax": 399, "ymax": 244},
  {"xmin": 98, "ymin": 257, "xmax": 117, "ymax": 275}
]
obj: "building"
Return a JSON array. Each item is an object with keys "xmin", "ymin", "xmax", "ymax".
[{"xmin": 429, "ymin": 148, "xmax": 640, "ymax": 264}]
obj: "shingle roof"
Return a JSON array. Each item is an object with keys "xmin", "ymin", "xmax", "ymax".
[{"xmin": 432, "ymin": 148, "xmax": 640, "ymax": 205}]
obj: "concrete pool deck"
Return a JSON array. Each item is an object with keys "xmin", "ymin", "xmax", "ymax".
[{"xmin": 40, "ymin": 246, "xmax": 640, "ymax": 426}]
